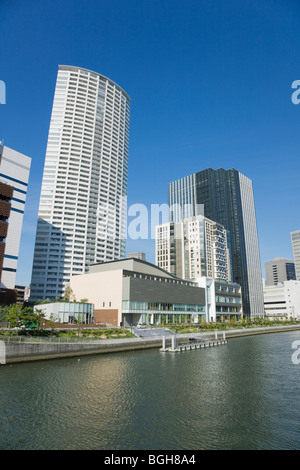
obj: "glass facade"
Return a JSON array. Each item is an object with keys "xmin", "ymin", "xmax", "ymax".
[
  {"xmin": 215, "ymin": 296, "xmax": 241, "ymax": 304},
  {"xmin": 169, "ymin": 168, "xmax": 264, "ymax": 317},
  {"xmin": 122, "ymin": 300, "xmax": 206, "ymax": 324},
  {"xmin": 286, "ymin": 263, "xmax": 296, "ymax": 281},
  {"xmin": 123, "ymin": 300, "xmax": 205, "ymax": 312},
  {"xmin": 56, "ymin": 302, "xmax": 94, "ymax": 324}
]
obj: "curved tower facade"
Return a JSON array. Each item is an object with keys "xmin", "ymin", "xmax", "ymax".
[{"xmin": 30, "ymin": 66, "xmax": 130, "ymax": 301}]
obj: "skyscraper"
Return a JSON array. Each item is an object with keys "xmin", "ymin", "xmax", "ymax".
[
  {"xmin": 0, "ymin": 143, "xmax": 31, "ymax": 290},
  {"xmin": 291, "ymin": 230, "xmax": 300, "ymax": 280},
  {"xmin": 30, "ymin": 66, "xmax": 130, "ymax": 302},
  {"xmin": 169, "ymin": 168, "xmax": 264, "ymax": 317}
]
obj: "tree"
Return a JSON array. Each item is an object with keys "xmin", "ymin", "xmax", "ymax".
[
  {"xmin": 0, "ymin": 306, "xmax": 9, "ymax": 325},
  {"xmin": 47, "ymin": 312, "xmax": 56, "ymax": 330},
  {"xmin": 6, "ymin": 304, "xmax": 45, "ymax": 330},
  {"xmin": 63, "ymin": 286, "xmax": 76, "ymax": 302}
]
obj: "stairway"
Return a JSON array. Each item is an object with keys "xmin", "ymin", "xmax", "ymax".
[{"xmin": 133, "ymin": 327, "xmax": 174, "ymax": 338}]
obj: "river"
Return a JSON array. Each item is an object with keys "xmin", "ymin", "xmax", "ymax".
[{"xmin": 1, "ymin": 331, "xmax": 300, "ymax": 450}]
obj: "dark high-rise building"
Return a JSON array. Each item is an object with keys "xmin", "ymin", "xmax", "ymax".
[{"xmin": 168, "ymin": 168, "xmax": 264, "ymax": 317}]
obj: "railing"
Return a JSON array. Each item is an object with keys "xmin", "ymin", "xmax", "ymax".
[
  {"xmin": 0, "ymin": 335, "xmax": 106, "ymax": 344},
  {"xmin": 160, "ymin": 334, "xmax": 228, "ymax": 352}
]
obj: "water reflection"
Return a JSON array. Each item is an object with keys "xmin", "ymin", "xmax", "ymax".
[{"xmin": 0, "ymin": 332, "xmax": 300, "ymax": 450}]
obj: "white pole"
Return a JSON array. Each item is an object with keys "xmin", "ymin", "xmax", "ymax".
[{"xmin": 162, "ymin": 336, "xmax": 166, "ymax": 350}]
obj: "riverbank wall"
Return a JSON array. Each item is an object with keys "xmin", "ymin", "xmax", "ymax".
[
  {"xmin": 2, "ymin": 324, "xmax": 300, "ymax": 365},
  {"xmin": 219, "ymin": 324, "xmax": 300, "ymax": 339},
  {"xmin": 2, "ymin": 336, "xmax": 164, "ymax": 364}
]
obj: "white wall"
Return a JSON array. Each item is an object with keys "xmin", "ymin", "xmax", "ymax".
[
  {"xmin": 284, "ymin": 280, "xmax": 300, "ymax": 319},
  {"xmin": 263, "ymin": 280, "xmax": 300, "ymax": 320},
  {"xmin": 0, "ymin": 146, "xmax": 31, "ymax": 288},
  {"xmin": 70, "ymin": 269, "xmax": 124, "ymax": 324}
]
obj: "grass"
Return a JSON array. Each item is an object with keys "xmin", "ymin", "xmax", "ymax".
[
  {"xmin": 166, "ymin": 318, "xmax": 300, "ymax": 334},
  {"xmin": 0, "ymin": 327, "xmax": 136, "ymax": 339},
  {"xmin": 1, "ymin": 318, "xmax": 299, "ymax": 339}
]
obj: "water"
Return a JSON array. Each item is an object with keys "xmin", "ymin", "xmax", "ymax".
[{"xmin": 1, "ymin": 331, "xmax": 300, "ymax": 450}]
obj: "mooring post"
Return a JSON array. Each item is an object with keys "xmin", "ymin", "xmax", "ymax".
[
  {"xmin": 215, "ymin": 330, "xmax": 218, "ymax": 340},
  {"xmin": 223, "ymin": 331, "xmax": 226, "ymax": 341},
  {"xmin": 162, "ymin": 336, "xmax": 166, "ymax": 350},
  {"xmin": 171, "ymin": 335, "xmax": 175, "ymax": 350}
]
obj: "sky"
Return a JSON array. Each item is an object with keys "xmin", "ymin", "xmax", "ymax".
[{"xmin": 0, "ymin": 0, "xmax": 300, "ymax": 287}]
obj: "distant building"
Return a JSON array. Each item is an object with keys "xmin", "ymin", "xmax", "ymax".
[
  {"xmin": 0, "ymin": 180, "xmax": 14, "ymax": 288},
  {"xmin": 15, "ymin": 285, "xmax": 26, "ymax": 305},
  {"xmin": 265, "ymin": 258, "xmax": 296, "ymax": 286},
  {"xmin": 0, "ymin": 143, "xmax": 31, "ymax": 290},
  {"xmin": 197, "ymin": 277, "xmax": 243, "ymax": 323},
  {"xmin": 169, "ymin": 168, "xmax": 264, "ymax": 317},
  {"xmin": 291, "ymin": 230, "xmax": 300, "ymax": 280},
  {"xmin": 155, "ymin": 215, "xmax": 232, "ymax": 282},
  {"xmin": 263, "ymin": 280, "xmax": 300, "ymax": 320},
  {"xmin": 70, "ymin": 258, "xmax": 206, "ymax": 327},
  {"xmin": 128, "ymin": 252, "xmax": 146, "ymax": 261},
  {"xmin": 0, "ymin": 287, "xmax": 17, "ymax": 306}
]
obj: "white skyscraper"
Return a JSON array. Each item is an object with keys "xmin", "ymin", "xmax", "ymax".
[{"xmin": 30, "ymin": 66, "xmax": 130, "ymax": 302}]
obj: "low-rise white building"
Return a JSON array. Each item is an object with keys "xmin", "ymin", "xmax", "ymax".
[
  {"xmin": 34, "ymin": 302, "xmax": 94, "ymax": 325},
  {"xmin": 263, "ymin": 280, "xmax": 300, "ymax": 320},
  {"xmin": 197, "ymin": 277, "xmax": 243, "ymax": 322},
  {"xmin": 70, "ymin": 258, "xmax": 206, "ymax": 327}
]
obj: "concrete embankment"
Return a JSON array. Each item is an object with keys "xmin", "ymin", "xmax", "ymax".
[
  {"xmin": 219, "ymin": 324, "xmax": 300, "ymax": 339},
  {"xmin": 2, "ymin": 336, "xmax": 166, "ymax": 365},
  {"xmin": 2, "ymin": 324, "xmax": 300, "ymax": 365}
]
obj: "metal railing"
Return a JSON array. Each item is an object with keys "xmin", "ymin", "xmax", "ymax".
[{"xmin": 0, "ymin": 335, "xmax": 106, "ymax": 344}]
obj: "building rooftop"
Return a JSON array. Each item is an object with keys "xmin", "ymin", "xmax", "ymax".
[
  {"xmin": 58, "ymin": 65, "xmax": 131, "ymax": 101},
  {"xmin": 88, "ymin": 257, "xmax": 182, "ymax": 279}
]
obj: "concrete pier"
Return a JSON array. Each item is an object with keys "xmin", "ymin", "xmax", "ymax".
[{"xmin": 160, "ymin": 334, "xmax": 228, "ymax": 352}]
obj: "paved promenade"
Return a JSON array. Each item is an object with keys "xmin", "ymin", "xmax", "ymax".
[{"xmin": 1, "ymin": 324, "xmax": 300, "ymax": 365}]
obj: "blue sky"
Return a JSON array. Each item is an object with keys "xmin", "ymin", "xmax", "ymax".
[{"xmin": 1, "ymin": 0, "xmax": 300, "ymax": 286}]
